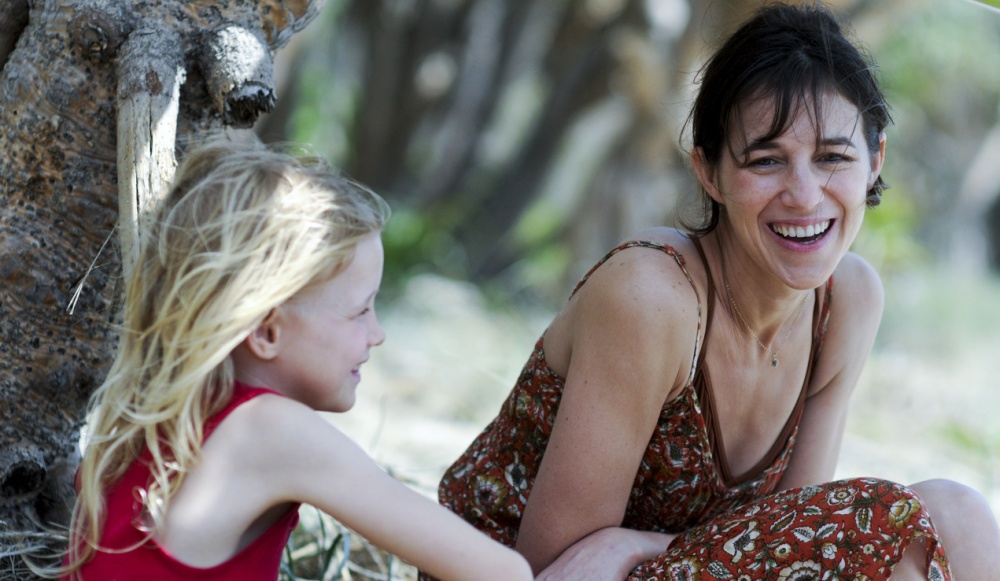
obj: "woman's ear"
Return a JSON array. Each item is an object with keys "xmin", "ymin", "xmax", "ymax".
[
  {"xmin": 868, "ymin": 131, "xmax": 887, "ymax": 190},
  {"xmin": 243, "ymin": 308, "xmax": 283, "ymax": 360},
  {"xmin": 691, "ymin": 147, "xmax": 724, "ymax": 204}
]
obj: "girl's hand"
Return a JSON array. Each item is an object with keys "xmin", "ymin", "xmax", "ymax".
[{"xmin": 535, "ymin": 527, "xmax": 676, "ymax": 581}]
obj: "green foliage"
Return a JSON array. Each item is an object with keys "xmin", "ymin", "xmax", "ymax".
[
  {"xmin": 878, "ymin": 2, "xmax": 1000, "ymax": 125},
  {"xmin": 380, "ymin": 207, "xmax": 470, "ymax": 302},
  {"xmin": 971, "ymin": 0, "xmax": 1000, "ymax": 12},
  {"xmin": 856, "ymin": 2, "xmax": 1000, "ymax": 273},
  {"xmin": 853, "ymin": 185, "xmax": 930, "ymax": 274},
  {"xmin": 289, "ymin": 62, "xmax": 358, "ymax": 167},
  {"xmin": 505, "ymin": 242, "xmax": 574, "ymax": 304},
  {"xmin": 287, "ymin": 0, "xmax": 358, "ymax": 168},
  {"xmin": 514, "ymin": 199, "xmax": 565, "ymax": 248}
]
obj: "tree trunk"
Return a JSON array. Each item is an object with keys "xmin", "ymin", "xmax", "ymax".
[{"xmin": 0, "ymin": 0, "xmax": 323, "ymax": 573}]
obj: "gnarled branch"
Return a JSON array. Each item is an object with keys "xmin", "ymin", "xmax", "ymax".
[
  {"xmin": 202, "ymin": 24, "xmax": 276, "ymax": 128},
  {"xmin": 116, "ymin": 28, "xmax": 185, "ymax": 276}
]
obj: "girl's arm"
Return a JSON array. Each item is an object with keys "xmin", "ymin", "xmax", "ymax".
[
  {"xmin": 514, "ymin": 247, "xmax": 698, "ymax": 577},
  {"xmin": 236, "ymin": 396, "xmax": 533, "ymax": 581},
  {"xmin": 777, "ymin": 252, "xmax": 885, "ymax": 489}
]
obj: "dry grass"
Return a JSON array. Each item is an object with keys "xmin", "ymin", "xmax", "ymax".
[
  {"xmin": 281, "ymin": 507, "xmax": 417, "ymax": 581},
  {"xmin": 0, "ymin": 527, "xmax": 66, "ymax": 581}
]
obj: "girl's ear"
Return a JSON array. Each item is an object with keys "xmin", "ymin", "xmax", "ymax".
[
  {"xmin": 691, "ymin": 147, "xmax": 724, "ymax": 204},
  {"xmin": 243, "ymin": 308, "xmax": 283, "ymax": 360}
]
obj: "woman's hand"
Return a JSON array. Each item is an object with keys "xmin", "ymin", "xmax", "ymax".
[{"xmin": 535, "ymin": 527, "xmax": 676, "ymax": 581}]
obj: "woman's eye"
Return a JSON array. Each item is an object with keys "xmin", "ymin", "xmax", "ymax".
[
  {"xmin": 819, "ymin": 152, "xmax": 851, "ymax": 164},
  {"xmin": 749, "ymin": 157, "xmax": 777, "ymax": 168}
]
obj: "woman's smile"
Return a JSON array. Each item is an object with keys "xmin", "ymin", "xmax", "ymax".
[{"xmin": 768, "ymin": 219, "xmax": 833, "ymax": 247}]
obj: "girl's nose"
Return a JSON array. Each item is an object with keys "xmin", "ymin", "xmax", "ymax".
[{"xmin": 369, "ymin": 314, "xmax": 386, "ymax": 347}]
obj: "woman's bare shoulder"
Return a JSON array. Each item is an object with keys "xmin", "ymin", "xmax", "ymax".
[
  {"xmin": 550, "ymin": 227, "xmax": 705, "ymax": 342},
  {"xmin": 578, "ymin": 230, "xmax": 701, "ymax": 310},
  {"xmin": 546, "ymin": 228, "xmax": 703, "ymax": 386},
  {"xmin": 806, "ymin": 252, "xmax": 884, "ymax": 398},
  {"xmin": 831, "ymin": 251, "xmax": 885, "ymax": 320}
]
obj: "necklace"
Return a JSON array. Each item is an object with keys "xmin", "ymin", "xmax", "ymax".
[{"xmin": 723, "ymin": 279, "xmax": 808, "ymax": 368}]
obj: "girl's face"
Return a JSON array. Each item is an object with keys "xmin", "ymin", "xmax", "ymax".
[
  {"xmin": 272, "ymin": 234, "xmax": 386, "ymax": 412},
  {"xmin": 694, "ymin": 91, "xmax": 885, "ymax": 290}
]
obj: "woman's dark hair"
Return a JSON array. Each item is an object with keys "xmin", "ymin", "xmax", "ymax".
[{"xmin": 685, "ymin": 2, "xmax": 891, "ymax": 234}]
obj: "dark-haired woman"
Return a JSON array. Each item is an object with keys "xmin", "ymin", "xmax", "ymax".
[{"xmin": 426, "ymin": 3, "xmax": 1000, "ymax": 580}]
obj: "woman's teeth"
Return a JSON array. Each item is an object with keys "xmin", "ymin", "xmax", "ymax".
[{"xmin": 771, "ymin": 220, "xmax": 831, "ymax": 240}]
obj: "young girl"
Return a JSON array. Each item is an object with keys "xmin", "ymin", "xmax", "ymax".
[{"xmin": 55, "ymin": 133, "xmax": 532, "ymax": 580}]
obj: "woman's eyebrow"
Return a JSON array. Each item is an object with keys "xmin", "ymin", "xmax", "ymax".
[
  {"xmin": 740, "ymin": 134, "xmax": 857, "ymax": 157},
  {"xmin": 819, "ymin": 135, "xmax": 857, "ymax": 149},
  {"xmin": 740, "ymin": 139, "xmax": 780, "ymax": 157}
]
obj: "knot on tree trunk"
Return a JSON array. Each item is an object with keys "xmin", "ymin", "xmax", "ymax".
[
  {"xmin": 203, "ymin": 24, "xmax": 276, "ymax": 127},
  {"xmin": 0, "ymin": 446, "xmax": 46, "ymax": 505},
  {"xmin": 69, "ymin": 0, "xmax": 133, "ymax": 63}
]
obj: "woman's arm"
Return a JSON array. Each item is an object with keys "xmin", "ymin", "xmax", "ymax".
[
  {"xmin": 239, "ymin": 397, "xmax": 533, "ymax": 581},
  {"xmin": 515, "ymin": 247, "xmax": 699, "ymax": 576},
  {"xmin": 778, "ymin": 252, "xmax": 884, "ymax": 489},
  {"xmin": 535, "ymin": 527, "xmax": 677, "ymax": 581}
]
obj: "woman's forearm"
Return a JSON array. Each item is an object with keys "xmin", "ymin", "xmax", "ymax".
[{"xmin": 533, "ymin": 526, "xmax": 677, "ymax": 581}]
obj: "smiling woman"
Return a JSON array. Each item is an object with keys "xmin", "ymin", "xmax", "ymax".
[
  {"xmin": 692, "ymin": 91, "xmax": 882, "ymax": 295},
  {"xmin": 421, "ymin": 3, "xmax": 1000, "ymax": 580}
]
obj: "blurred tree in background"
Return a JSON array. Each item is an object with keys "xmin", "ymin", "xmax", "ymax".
[{"xmin": 257, "ymin": 0, "xmax": 1000, "ymax": 305}]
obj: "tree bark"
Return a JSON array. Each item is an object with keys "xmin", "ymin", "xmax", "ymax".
[
  {"xmin": 0, "ymin": 0, "xmax": 324, "ymax": 573},
  {"xmin": 0, "ymin": 0, "xmax": 30, "ymax": 70},
  {"xmin": 116, "ymin": 27, "xmax": 185, "ymax": 276}
]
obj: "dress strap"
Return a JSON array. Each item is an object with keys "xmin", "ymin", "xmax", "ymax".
[
  {"xmin": 570, "ymin": 240, "xmax": 703, "ymax": 387},
  {"xmin": 688, "ymin": 237, "xmax": 714, "ymax": 374},
  {"xmin": 204, "ymin": 382, "xmax": 284, "ymax": 440},
  {"xmin": 813, "ymin": 277, "xmax": 834, "ymax": 366}
]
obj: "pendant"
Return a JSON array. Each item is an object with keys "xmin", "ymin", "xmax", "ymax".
[{"xmin": 771, "ymin": 357, "xmax": 779, "ymax": 367}]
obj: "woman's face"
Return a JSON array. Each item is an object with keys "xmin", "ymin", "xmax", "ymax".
[{"xmin": 694, "ymin": 91, "xmax": 885, "ymax": 289}]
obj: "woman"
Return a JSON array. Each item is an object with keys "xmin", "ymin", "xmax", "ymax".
[{"xmin": 428, "ymin": 3, "xmax": 1000, "ymax": 580}]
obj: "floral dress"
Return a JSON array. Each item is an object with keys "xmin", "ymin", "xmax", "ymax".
[{"xmin": 430, "ymin": 240, "xmax": 951, "ymax": 580}]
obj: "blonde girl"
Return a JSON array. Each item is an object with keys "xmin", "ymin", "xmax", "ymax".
[{"xmin": 55, "ymin": 133, "xmax": 532, "ymax": 580}]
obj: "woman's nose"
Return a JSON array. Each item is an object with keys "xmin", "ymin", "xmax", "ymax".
[{"xmin": 781, "ymin": 163, "xmax": 826, "ymax": 210}]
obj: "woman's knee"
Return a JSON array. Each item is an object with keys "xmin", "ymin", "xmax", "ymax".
[
  {"xmin": 909, "ymin": 479, "xmax": 992, "ymax": 515},
  {"xmin": 907, "ymin": 480, "xmax": 1000, "ymax": 578},
  {"xmin": 909, "ymin": 478, "xmax": 999, "ymax": 543}
]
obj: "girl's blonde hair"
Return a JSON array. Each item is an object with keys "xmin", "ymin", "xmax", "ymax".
[{"xmin": 61, "ymin": 132, "xmax": 389, "ymax": 576}]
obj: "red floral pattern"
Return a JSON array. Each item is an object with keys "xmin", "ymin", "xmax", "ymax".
[
  {"xmin": 432, "ymin": 242, "xmax": 951, "ymax": 579},
  {"xmin": 631, "ymin": 479, "xmax": 950, "ymax": 580}
]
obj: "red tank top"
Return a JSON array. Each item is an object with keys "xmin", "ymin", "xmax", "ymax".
[{"xmin": 67, "ymin": 383, "xmax": 300, "ymax": 580}]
